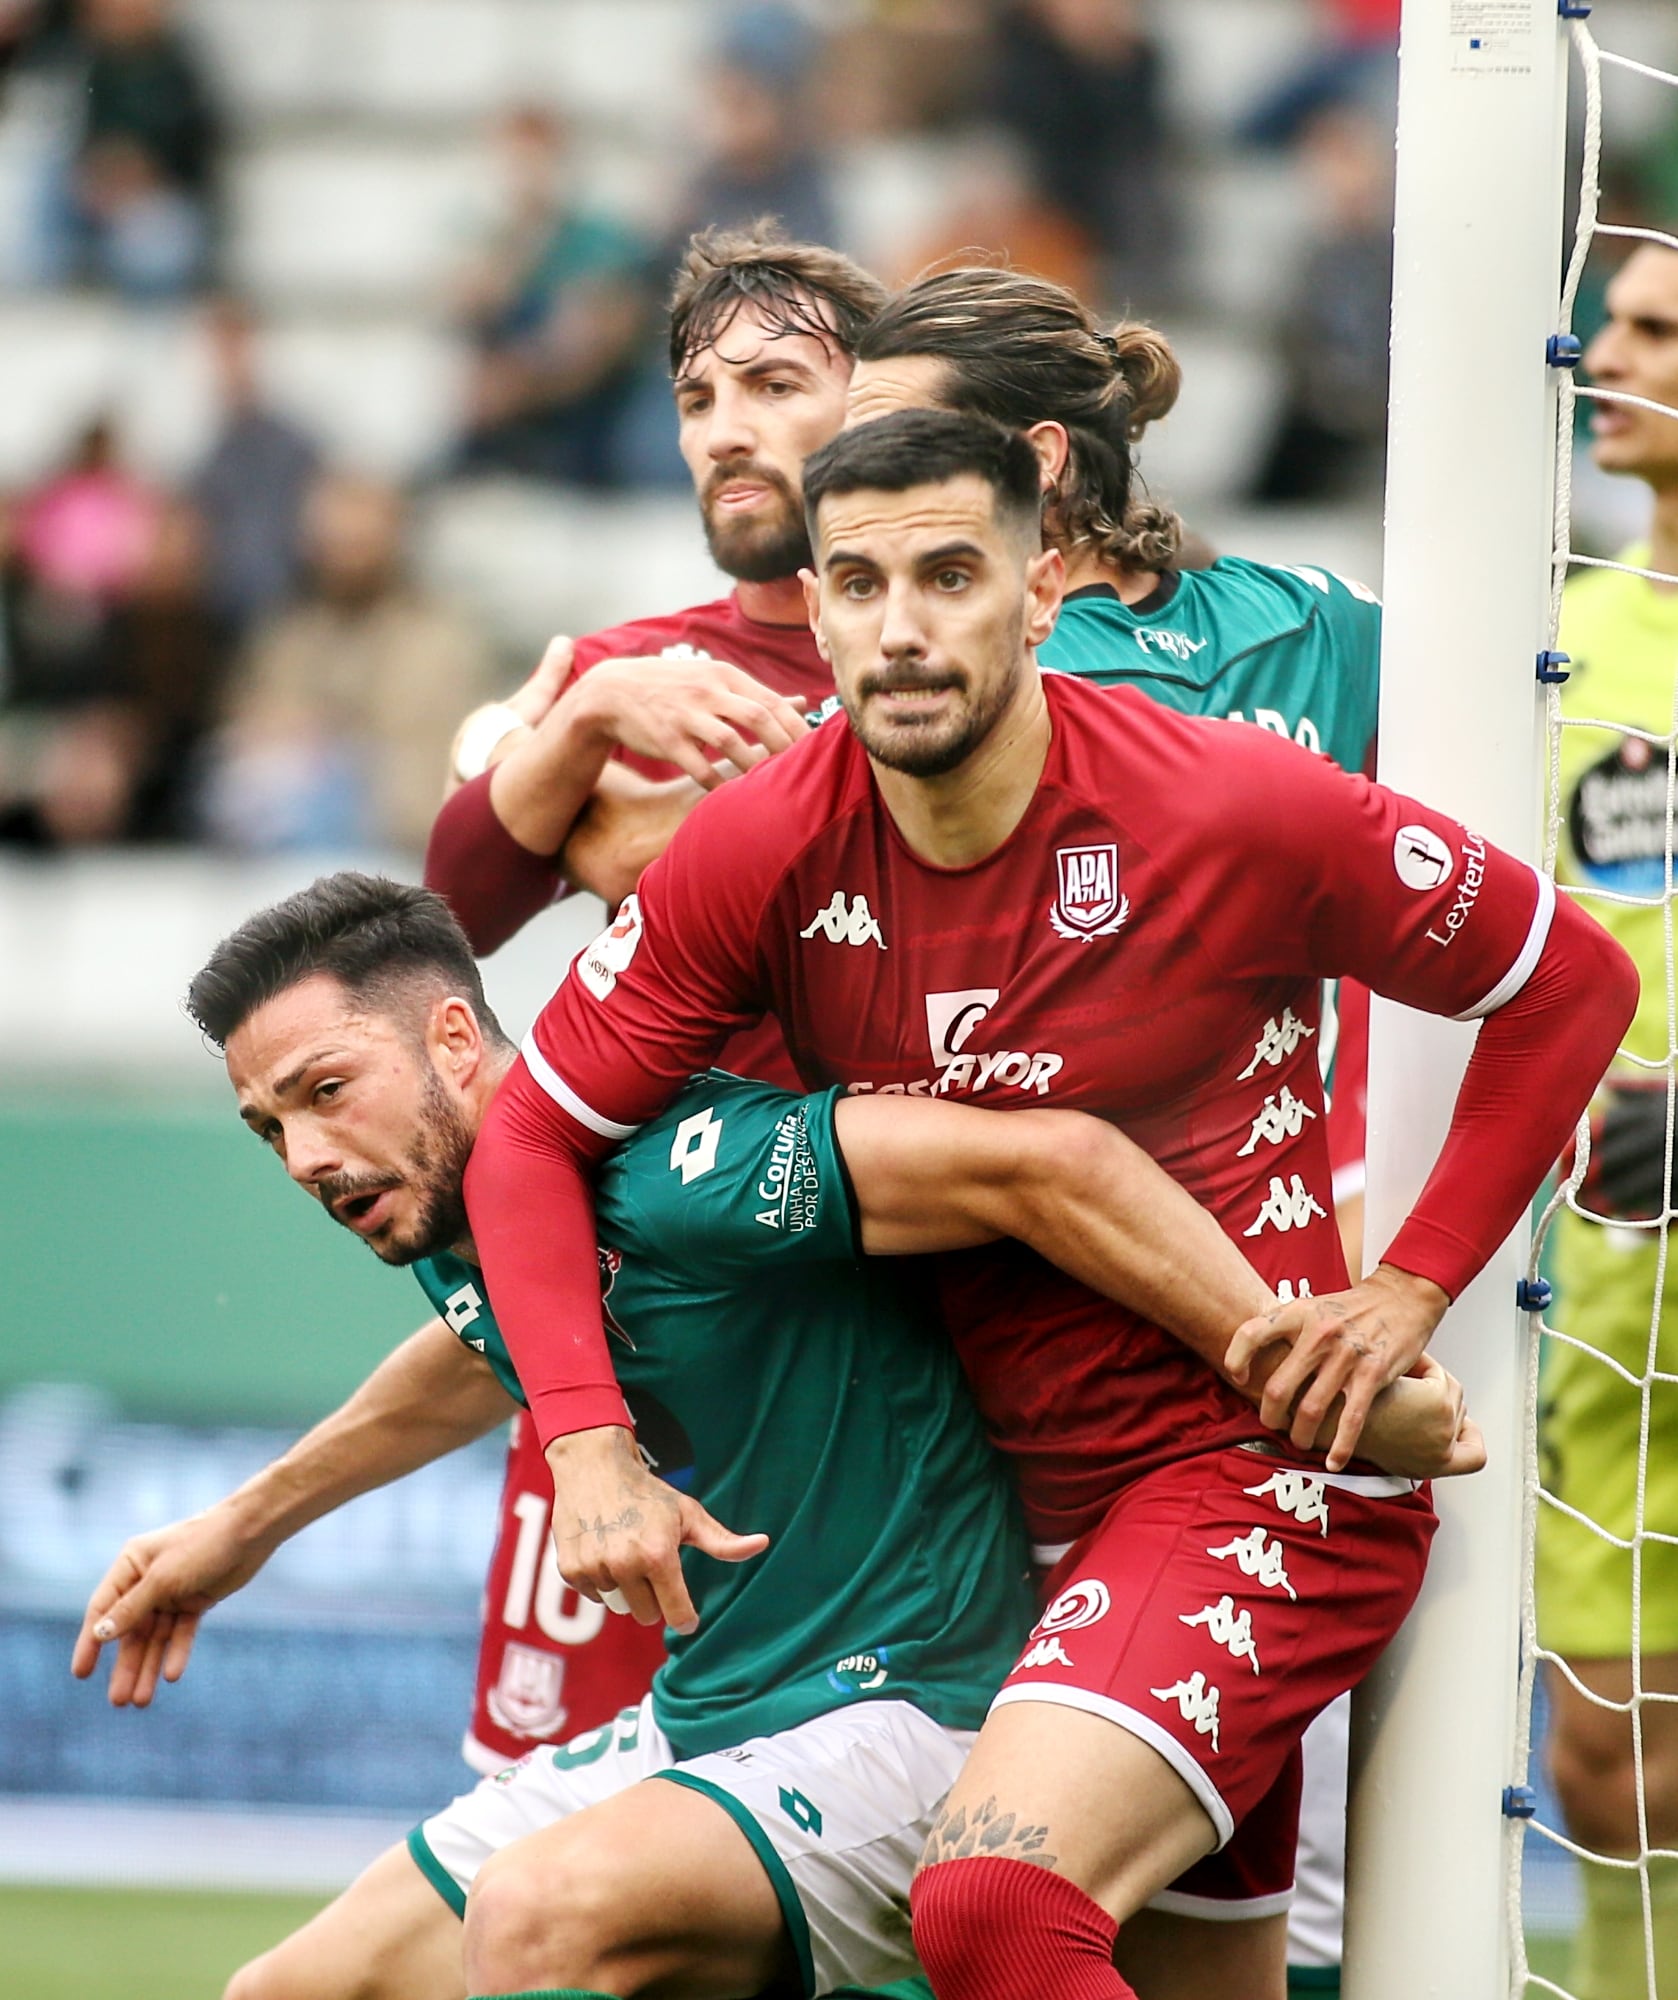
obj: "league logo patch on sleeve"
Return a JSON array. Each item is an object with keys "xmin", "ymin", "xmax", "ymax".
[
  {"xmin": 576, "ymin": 895, "xmax": 644, "ymax": 1000},
  {"xmin": 1049, "ymin": 844, "xmax": 1130, "ymax": 940},
  {"xmin": 1392, "ymin": 824, "xmax": 1454, "ymax": 892}
]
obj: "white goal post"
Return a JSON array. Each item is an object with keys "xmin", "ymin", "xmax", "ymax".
[{"xmin": 1344, "ymin": 4, "xmax": 1572, "ymax": 1997}]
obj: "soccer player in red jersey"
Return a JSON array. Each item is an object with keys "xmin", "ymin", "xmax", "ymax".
[{"xmin": 460, "ymin": 411, "xmax": 1636, "ymax": 2000}]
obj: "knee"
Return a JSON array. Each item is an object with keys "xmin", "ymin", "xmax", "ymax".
[
  {"xmin": 464, "ymin": 1833, "xmax": 623, "ymax": 1990},
  {"xmin": 222, "ymin": 1949, "xmax": 308, "ymax": 2000},
  {"xmin": 1548, "ymin": 1712, "xmax": 1638, "ymax": 1853},
  {"xmin": 912, "ymin": 1857, "xmax": 1118, "ymax": 2000}
]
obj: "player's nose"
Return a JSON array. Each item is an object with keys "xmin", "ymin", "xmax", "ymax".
[
  {"xmin": 704, "ymin": 387, "xmax": 756, "ymax": 460},
  {"xmin": 1584, "ymin": 320, "xmax": 1625, "ymax": 381},
  {"xmin": 285, "ymin": 1123, "xmax": 344, "ymax": 1191},
  {"xmin": 877, "ymin": 582, "xmax": 929, "ymax": 658}
]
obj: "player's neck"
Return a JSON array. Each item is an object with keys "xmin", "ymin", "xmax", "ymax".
[
  {"xmin": 735, "ymin": 575, "xmax": 814, "ymax": 627},
  {"xmin": 1648, "ymin": 483, "xmax": 1678, "ymax": 590},
  {"xmin": 870, "ymin": 668, "xmax": 1052, "ymax": 868},
  {"xmin": 1060, "ymin": 545, "xmax": 1162, "ymax": 605}
]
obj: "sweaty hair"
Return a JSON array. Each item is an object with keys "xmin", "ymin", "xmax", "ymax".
[
  {"xmin": 802, "ymin": 408, "xmax": 1044, "ymax": 549},
  {"xmin": 667, "ymin": 221, "xmax": 889, "ymax": 377},
  {"xmin": 855, "ymin": 266, "xmax": 1184, "ymax": 573},
  {"xmin": 187, "ymin": 872, "xmax": 509, "ymax": 1053}
]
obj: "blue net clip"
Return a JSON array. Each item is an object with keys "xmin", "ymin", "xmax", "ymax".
[
  {"xmin": 1547, "ymin": 332, "xmax": 1584, "ymax": 367},
  {"xmin": 1558, "ymin": 2, "xmax": 1591, "ymax": 17},
  {"xmin": 1517, "ymin": 1277, "xmax": 1553, "ymax": 1313},
  {"xmin": 1503, "ymin": 1784, "xmax": 1539, "ymax": 1819},
  {"xmin": 1537, "ymin": 650, "xmax": 1572, "ymax": 684}
]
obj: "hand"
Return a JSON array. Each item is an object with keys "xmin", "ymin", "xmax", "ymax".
[
  {"xmin": 70, "ymin": 1506, "xmax": 276, "ymax": 1706},
  {"xmin": 504, "ymin": 634, "xmax": 576, "ymax": 733},
  {"xmin": 568, "ymin": 657, "xmax": 809, "ymax": 792},
  {"xmin": 1356, "ymin": 1352, "xmax": 1486, "ymax": 1480},
  {"xmin": 1594, "ymin": 1083, "xmax": 1672, "ymax": 1221},
  {"xmin": 1226, "ymin": 1263, "xmax": 1450, "ymax": 1472},
  {"xmin": 545, "ymin": 1425, "xmax": 768, "ymax": 1634}
]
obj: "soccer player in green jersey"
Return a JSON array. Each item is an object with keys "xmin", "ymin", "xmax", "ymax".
[
  {"xmin": 75, "ymin": 873, "xmax": 1472, "ymax": 2000},
  {"xmin": 1536, "ymin": 240, "xmax": 1678, "ymax": 2000}
]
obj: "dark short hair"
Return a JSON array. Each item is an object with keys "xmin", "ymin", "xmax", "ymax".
[
  {"xmin": 667, "ymin": 221, "xmax": 888, "ymax": 377},
  {"xmin": 801, "ymin": 408, "xmax": 1044, "ymax": 547},
  {"xmin": 187, "ymin": 872, "xmax": 508, "ymax": 1052}
]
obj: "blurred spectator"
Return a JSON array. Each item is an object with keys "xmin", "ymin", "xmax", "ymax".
[
  {"xmin": 191, "ymin": 299, "xmax": 320, "ymax": 638},
  {"xmin": 986, "ymin": 0, "xmax": 1179, "ymax": 310},
  {"xmin": 8, "ymin": 414, "xmax": 158, "ymax": 706},
  {"xmin": 885, "ymin": 132, "xmax": 1097, "ymax": 300},
  {"xmin": 1247, "ymin": 99, "xmax": 1394, "ymax": 505},
  {"xmin": 1240, "ymin": 0, "xmax": 1397, "ymax": 152},
  {"xmin": 675, "ymin": 4, "xmax": 840, "ymax": 248},
  {"xmin": 452, "ymin": 106, "xmax": 652, "ymax": 488},
  {"xmin": 204, "ymin": 473, "xmax": 496, "ymax": 854},
  {"xmin": 34, "ymin": 0, "xmax": 221, "ymax": 300}
]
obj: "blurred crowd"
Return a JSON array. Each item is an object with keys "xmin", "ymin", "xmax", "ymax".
[{"xmin": 0, "ymin": 0, "xmax": 1673, "ymax": 853}]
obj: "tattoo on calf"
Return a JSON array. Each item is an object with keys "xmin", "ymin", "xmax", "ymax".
[{"xmin": 921, "ymin": 1796, "xmax": 1058, "ymax": 1871}]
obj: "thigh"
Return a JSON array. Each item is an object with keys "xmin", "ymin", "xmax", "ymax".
[
  {"xmin": 413, "ymin": 1694, "xmax": 670, "ymax": 1913},
  {"xmin": 1548, "ymin": 1652, "xmax": 1678, "ymax": 1838},
  {"xmin": 228, "ymin": 1841, "xmax": 465, "ymax": 2000},
  {"xmin": 670, "ymin": 1699, "xmax": 974, "ymax": 1997}
]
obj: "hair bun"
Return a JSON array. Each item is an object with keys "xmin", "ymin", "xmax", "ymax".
[{"xmin": 1105, "ymin": 321, "xmax": 1181, "ymax": 439}]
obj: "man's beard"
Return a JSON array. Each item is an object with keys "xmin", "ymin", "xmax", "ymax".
[
  {"xmin": 322, "ymin": 1070, "xmax": 476, "ymax": 1267},
  {"xmin": 700, "ymin": 460, "xmax": 812, "ymax": 583},
  {"xmin": 843, "ymin": 654, "xmax": 1022, "ymax": 778}
]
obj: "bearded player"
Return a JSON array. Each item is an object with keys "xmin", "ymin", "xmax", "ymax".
[{"xmin": 456, "ymin": 412, "xmax": 1636, "ymax": 2000}]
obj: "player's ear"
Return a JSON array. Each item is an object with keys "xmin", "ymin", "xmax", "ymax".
[
  {"xmin": 800, "ymin": 567, "xmax": 830, "ymax": 660},
  {"xmin": 1024, "ymin": 545, "xmax": 1065, "ymax": 649},
  {"xmin": 1024, "ymin": 420, "xmax": 1069, "ymax": 490},
  {"xmin": 431, "ymin": 995, "xmax": 483, "ymax": 1080}
]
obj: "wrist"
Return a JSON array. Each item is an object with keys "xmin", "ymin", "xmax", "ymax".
[
  {"xmin": 544, "ymin": 1423, "xmax": 636, "ymax": 1468},
  {"xmin": 451, "ymin": 702, "xmax": 528, "ymax": 784}
]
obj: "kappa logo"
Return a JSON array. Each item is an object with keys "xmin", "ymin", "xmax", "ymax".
[
  {"xmin": 1393, "ymin": 823, "xmax": 1454, "ymax": 892},
  {"xmin": 1017, "ymin": 1635, "xmax": 1075, "ymax": 1671},
  {"xmin": 575, "ymin": 895, "xmax": 644, "ymax": 1001},
  {"xmin": 1050, "ymin": 844, "xmax": 1130, "ymax": 941},
  {"xmin": 1180, "ymin": 1595, "xmax": 1262, "ymax": 1675},
  {"xmin": 800, "ymin": 890, "xmax": 886, "ymax": 948},
  {"xmin": 1243, "ymin": 1174, "xmax": 1328, "ymax": 1239},
  {"xmin": 1236, "ymin": 1088, "xmax": 1318, "ymax": 1158},
  {"xmin": 1150, "ymin": 1671, "xmax": 1223, "ymax": 1753},
  {"xmin": 1236, "ymin": 1008, "xmax": 1315, "ymax": 1081},
  {"xmin": 1245, "ymin": 1469, "xmax": 1331, "ymax": 1536},
  {"xmin": 1207, "ymin": 1526, "xmax": 1297, "ymax": 1600}
]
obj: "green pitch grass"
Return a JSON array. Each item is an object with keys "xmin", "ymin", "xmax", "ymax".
[
  {"xmin": 1, "ymin": 1885, "xmax": 331, "ymax": 1999},
  {"xmin": 0, "ymin": 1882, "xmax": 1577, "ymax": 1998}
]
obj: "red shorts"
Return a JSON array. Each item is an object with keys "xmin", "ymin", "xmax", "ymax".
[
  {"xmin": 1003, "ymin": 1445, "xmax": 1435, "ymax": 1914},
  {"xmin": 466, "ymin": 1412, "xmax": 666, "ymax": 1773}
]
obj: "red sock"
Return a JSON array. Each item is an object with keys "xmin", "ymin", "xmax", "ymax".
[{"xmin": 911, "ymin": 1856, "xmax": 1133, "ymax": 1999}]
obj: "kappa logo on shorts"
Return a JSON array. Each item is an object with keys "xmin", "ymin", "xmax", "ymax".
[
  {"xmin": 1049, "ymin": 844, "xmax": 1130, "ymax": 941},
  {"xmin": 1242, "ymin": 1174, "xmax": 1328, "ymax": 1239},
  {"xmin": 1150, "ymin": 1671, "xmax": 1223, "ymax": 1753},
  {"xmin": 1244, "ymin": 1469, "xmax": 1331, "ymax": 1536},
  {"xmin": 1236, "ymin": 1008, "xmax": 1315, "ymax": 1081},
  {"xmin": 800, "ymin": 890, "xmax": 886, "ymax": 948},
  {"xmin": 1017, "ymin": 1635, "xmax": 1075, "ymax": 1671},
  {"xmin": 1207, "ymin": 1527, "xmax": 1297, "ymax": 1601},
  {"xmin": 1235, "ymin": 1088, "xmax": 1318, "ymax": 1159},
  {"xmin": 1180, "ymin": 1595, "xmax": 1262, "ymax": 1675}
]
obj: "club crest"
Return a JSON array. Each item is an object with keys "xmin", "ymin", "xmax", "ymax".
[{"xmin": 1050, "ymin": 843, "xmax": 1129, "ymax": 940}]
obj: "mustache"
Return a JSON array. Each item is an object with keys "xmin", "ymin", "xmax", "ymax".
[
  {"xmin": 858, "ymin": 666, "xmax": 964, "ymax": 698},
  {"xmin": 703, "ymin": 457, "xmax": 797, "ymax": 506},
  {"xmin": 317, "ymin": 1170, "xmax": 400, "ymax": 1213}
]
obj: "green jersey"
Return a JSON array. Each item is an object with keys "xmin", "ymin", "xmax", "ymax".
[
  {"xmin": 415, "ymin": 1073, "xmax": 1031, "ymax": 1760},
  {"xmin": 1039, "ymin": 556, "xmax": 1382, "ymax": 775}
]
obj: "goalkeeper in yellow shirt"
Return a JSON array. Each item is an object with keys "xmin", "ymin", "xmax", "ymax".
[{"xmin": 1539, "ymin": 241, "xmax": 1678, "ymax": 2000}]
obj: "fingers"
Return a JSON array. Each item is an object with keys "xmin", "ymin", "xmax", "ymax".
[
  {"xmin": 1323, "ymin": 1360, "xmax": 1382, "ymax": 1473},
  {"xmin": 1445, "ymin": 1418, "xmax": 1488, "ymax": 1477},
  {"xmin": 680, "ymin": 1497, "xmax": 770, "ymax": 1567},
  {"xmin": 1225, "ymin": 1308, "xmax": 1297, "ymax": 1383},
  {"xmin": 510, "ymin": 635, "xmax": 575, "ymax": 726}
]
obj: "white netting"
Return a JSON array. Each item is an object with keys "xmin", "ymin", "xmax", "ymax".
[{"xmin": 1513, "ymin": 12, "xmax": 1678, "ymax": 1996}]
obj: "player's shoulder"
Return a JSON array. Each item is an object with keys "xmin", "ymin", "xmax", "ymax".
[
  {"xmin": 665, "ymin": 703, "xmax": 870, "ymax": 865},
  {"xmin": 571, "ymin": 594, "xmax": 741, "ymax": 673},
  {"xmin": 1195, "ymin": 554, "xmax": 1382, "ymax": 625}
]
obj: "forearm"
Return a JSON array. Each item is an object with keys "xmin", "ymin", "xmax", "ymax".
[
  {"xmin": 560, "ymin": 768, "xmax": 704, "ymax": 908},
  {"xmin": 1383, "ymin": 899, "xmax": 1638, "ymax": 1295},
  {"xmin": 426, "ymin": 772, "xmax": 569, "ymax": 954},
  {"xmin": 220, "ymin": 1320, "xmax": 515, "ymax": 1550},
  {"xmin": 488, "ymin": 684, "xmax": 619, "ymax": 858}
]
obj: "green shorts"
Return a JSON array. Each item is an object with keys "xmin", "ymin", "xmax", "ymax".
[{"xmin": 1535, "ymin": 1211, "xmax": 1678, "ymax": 1658}]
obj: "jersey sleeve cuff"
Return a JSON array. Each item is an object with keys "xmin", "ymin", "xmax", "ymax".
[
  {"xmin": 527, "ymin": 1382, "xmax": 636, "ymax": 1449},
  {"xmin": 1452, "ymin": 868, "xmax": 1555, "ymax": 1021},
  {"xmin": 1377, "ymin": 1217, "xmax": 1476, "ymax": 1303}
]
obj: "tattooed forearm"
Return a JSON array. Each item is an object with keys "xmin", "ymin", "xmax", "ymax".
[{"xmin": 921, "ymin": 1796, "xmax": 1059, "ymax": 1871}]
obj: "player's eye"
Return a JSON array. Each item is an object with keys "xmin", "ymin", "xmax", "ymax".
[
  {"xmin": 761, "ymin": 377, "xmax": 797, "ymax": 397},
  {"xmin": 933, "ymin": 568, "xmax": 971, "ymax": 592},
  {"xmin": 839, "ymin": 574, "xmax": 877, "ymax": 600},
  {"xmin": 678, "ymin": 393, "xmax": 711, "ymax": 417},
  {"xmin": 314, "ymin": 1079, "xmax": 345, "ymax": 1106}
]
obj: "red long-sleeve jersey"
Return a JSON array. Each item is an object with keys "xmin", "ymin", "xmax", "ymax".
[{"xmin": 465, "ymin": 674, "xmax": 1636, "ymax": 1544}]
